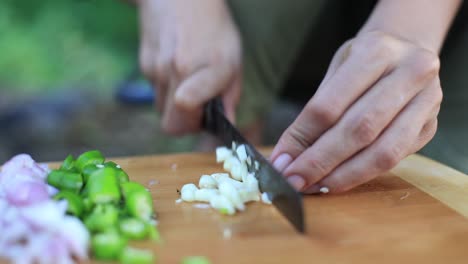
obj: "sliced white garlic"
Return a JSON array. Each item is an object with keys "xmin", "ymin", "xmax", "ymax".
[
  {"xmin": 181, "ymin": 183, "xmax": 198, "ymax": 202},
  {"xmin": 218, "ymin": 182, "xmax": 245, "ymax": 211},
  {"xmin": 246, "ymin": 156, "xmax": 252, "ymax": 167},
  {"xmin": 210, "ymin": 194, "xmax": 236, "ymax": 215},
  {"xmin": 254, "ymin": 161, "xmax": 260, "ymax": 171},
  {"xmin": 194, "ymin": 189, "xmax": 219, "ymax": 202},
  {"xmin": 238, "ymin": 188, "xmax": 260, "ymax": 203},
  {"xmin": 216, "ymin": 147, "xmax": 232, "ymax": 163},
  {"xmin": 211, "ymin": 173, "xmax": 243, "ymax": 189},
  {"xmin": 236, "ymin": 145, "xmax": 248, "ymax": 163},
  {"xmin": 199, "ymin": 175, "xmax": 217, "ymax": 189},
  {"xmin": 244, "ymin": 173, "xmax": 260, "ymax": 194},
  {"xmin": 230, "ymin": 162, "xmax": 247, "ymax": 181},
  {"xmin": 231, "ymin": 141, "xmax": 237, "ymax": 152}
]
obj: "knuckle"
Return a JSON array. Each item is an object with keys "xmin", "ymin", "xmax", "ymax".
[
  {"xmin": 408, "ymin": 50, "xmax": 440, "ymax": 81},
  {"xmin": 306, "ymin": 101, "xmax": 339, "ymax": 128},
  {"xmin": 375, "ymin": 145, "xmax": 402, "ymax": 171},
  {"xmin": 356, "ymin": 31, "xmax": 395, "ymax": 60},
  {"xmin": 350, "ymin": 114, "xmax": 379, "ymax": 146},
  {"xmin": 282, "ymin": 126, "xmax": 311, "ymax": 150},
  {"xmin": 173, "ymin": 52, "xmax": 194, "ymax": 78},
  {"xmin": 305, "ymin": 158, "xmax": 329, "ymax": 177}
]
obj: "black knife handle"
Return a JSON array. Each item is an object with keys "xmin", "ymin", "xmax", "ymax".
[{"xmin": 202, "ymin": 97, "xmax": 225, "ymax": 133}]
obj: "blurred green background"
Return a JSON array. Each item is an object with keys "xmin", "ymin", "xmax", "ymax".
[
  {"xmin": 0, "ymin": 0, "xmax": 137, "ymax": 94},
  {"xmin": 0, "ymin": 0, "xmax": 198, "ymax": 163}
]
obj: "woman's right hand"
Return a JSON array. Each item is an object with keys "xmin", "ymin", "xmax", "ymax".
[{"xmin": 138, "ymin": 0, "xmax": 242, "ymax": 135}]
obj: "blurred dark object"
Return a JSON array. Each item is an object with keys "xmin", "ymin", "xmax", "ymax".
[{"xmin": 115, "ymin": 69, "xmax": 155, "ymax": 106}]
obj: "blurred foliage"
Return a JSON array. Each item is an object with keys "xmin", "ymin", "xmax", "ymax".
[{"xmin": 0, "ymin": 0, "xmax": 138, "ymax": 94}]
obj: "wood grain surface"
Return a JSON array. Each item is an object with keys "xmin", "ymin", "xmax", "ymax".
[
  {"xmin": 3, "ymin": 151, "xmax": 468, "ymax": 264},
  {"xmin": 83, "ymin": 152, "xmax": 468, "ymax": 264}
]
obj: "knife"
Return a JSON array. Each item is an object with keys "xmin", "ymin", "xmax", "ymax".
[{"xmin": 202, "ymin": 98, "xmax": 305, "ymax": 233}]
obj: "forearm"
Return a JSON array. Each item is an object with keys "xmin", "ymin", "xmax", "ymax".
[{"xmin": 359, "ymin": 0, "xmax": 462, "ymax": 53}]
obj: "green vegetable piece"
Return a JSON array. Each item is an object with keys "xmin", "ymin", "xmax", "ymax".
[
  {"xmin": 181, "ymin": 256, "xmax": 211, "ymax": 264},
  {"xmin": 60, "ymin": 154, "xmax": 76, "ymax": 171},
  {"xmin": 146, "ymin": 223, "xmax": 161, "ymax": 243},
  {"xmin": 121, "ymin": 182, "xmax": 147, "ymax": 197},
  {"xmin": 219, "ymin": 208, "xmax": 229, "ymax": 215},
  {"xmin": 82, "ymin": 197, "xmax": 93, "ymax": 213},
  {"xmin": 75, "ymin": 150, "xmax": 105, "ymax": 171},
  {"xmin": 53, "ymin": 190, "xmax": 84, "ymax": 217},
  {"xmin": 105, "ymin": 161, "xmax": 129, "ymax": 184},
  {"xmin": 87, "ymin": 167, "xmax": 121, "ymax": 204},
  {"xmin": 47, "ymin": 169, "xmax": 83, "ymax": 193},
  {"xmin": 82, "ymin": 164, "xmax": 99, "ymax": 183},
  {"xmin": 91, "ymin": 230, "xmax": 127, "ymax": 261},
  {"xmin": 125, "ymin": 189, "xmax": 154, "ymax": 221},
  {"xmin": 119, "ymin": 218, "xmax": 148, "ymax": 240},
  {"xmin": 84, "ymin": 204, "xmax": 119, "ymax": 232},
  {"xmin": 119, "ymin": 247, "xmax": 154, "ymax": 264}
]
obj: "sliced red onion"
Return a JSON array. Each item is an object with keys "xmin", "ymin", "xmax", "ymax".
[
  {"xmin": 5, "ymin": 180, "xmax": 49, "ymax": 206},
  {"xmin": 58, "ymin": 216, "xmax": 90, "ymax": 260},
  {"xmin": 19, "ymin": 200, "xmax": 68, "ymax": 232}
]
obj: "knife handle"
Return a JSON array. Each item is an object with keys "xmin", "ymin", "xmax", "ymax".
[{"xmin": 202, "ymin": 97, "xmax": 225, "ymax": 132}]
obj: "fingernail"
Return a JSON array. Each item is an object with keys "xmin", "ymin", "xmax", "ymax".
[
  {"xmin": 287, "ymin": 175, "xmax": 305, "ymax": 191},
  {"xmin": 273, "ymin": 153, "xmax": 292, "ymax": 172}
]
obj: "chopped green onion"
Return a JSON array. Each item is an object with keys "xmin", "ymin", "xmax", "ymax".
[
  {"xmin": 75, "ymin": 150, "xmax": 105, "ymax": 171},
  {"xmin": 84, "ymin": 204, "xmax": 119, "ymax": 232},
  {"xmin": 53, "ymin": 190, "xmax": 84, "ymax": 217},
  {"xmin": 119, "ymin": 247, "xmax": 155, "ymax": 264},
  {"xmin": 181, "ymin": 256, "xmax": 211, "ymax": 264},
  {"xmin": 47, "ymin": 169, "xmax": 83, "ymax": 193},
  {"xmin": 87, "ymin": 167, "xmax": 121, "ymax": 204},
  {"xmin": 119, "ymin": 218, "xmax": 148, "ymax": 240},
  {"xmin": 91, "ymin": 230, "xmax": 127, "ymax": 260}
]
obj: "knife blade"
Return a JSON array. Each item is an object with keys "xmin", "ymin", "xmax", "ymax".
[{"xmin": 202, "ymin": 98, "xmax": 305, "ymax": 233}]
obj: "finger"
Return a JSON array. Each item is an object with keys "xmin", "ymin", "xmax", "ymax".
[
  {"xmin": 271, "ymin": 35, "xmax": 399, "ymax": 164},
  {"xmin": 222, "ymin": 73, "xmax": 242, "ymax": 124},
  {"xmin": 160, "ymin": 76, "xmax": 202, "ymax": 135},
  {"xmin": 174, "ymin": 65, "xmax": 232, "ymax": 111},
  {"xmin": 283, "ymin": 52, "xmax": 439, "ymax": 190},
  {"xmin": 311, "ymin": 84, "xmax": 441, "ymax": 193}
]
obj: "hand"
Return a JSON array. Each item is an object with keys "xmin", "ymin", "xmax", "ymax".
[
  {"xmin": 271, "ymin": 31, "xmax": 442, "ymax": 193},
  {"xmin": 138, "ymin": 0, "xmax": 242, "ymax": 135}
]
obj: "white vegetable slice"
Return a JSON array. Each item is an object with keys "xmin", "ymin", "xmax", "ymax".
[
  {"xmin": 238, "ymin": 188, "xmax": 260, "ymax": 203},
  {"xmin": 236, "ymin": 145, "xmax": 248, "ymax": 162},
  {"xmin": 194, "ymin": 189, "xmax": 219, "ymax": 202},
  {"xmin": 199, "ymin": 175, "xmax": 217, "ymax": 189},
  {"xmin": 218, "ymin": 182, "xmax": 245, "ymax": 211},
  {"xmin": 210, "ymin": 194, "xmax": 235, "ymax": 215},
  {"xmin": 211, "ymin": 173, "xmax": 243, "ymax": 189},
  {"xmin": 231, "ymin": 141, "xmax": 237, "ymax": 152},
  {"xmin": 216, "ymin": 147, "xmax": 232, "ymax": 163},
  {"xmin": 254, "ymin": 161, "xmax": 260, "ymax": 171},
  {"xmin": 244, "ymin": 173, "xmax": 260, "ymax": 194},
  {"xmin": 230, "ymin": 162, "xmax": 248, "ymax": 181},
  {"xmin": 180, "ymin": 183, "xmax": 198, "ymax": 202},
  {"xmin": 223, "ymin": 156, "xmax": 240, "ymax": 172}
]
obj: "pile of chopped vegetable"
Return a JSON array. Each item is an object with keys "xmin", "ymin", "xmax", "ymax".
[
  {"xmin": 0, "ymin": 154, "xmax": 89, "ymax": 264},
  {"xmin": 46, "ymin": 150, "xmax": 159, "ymax": 264},
  {"xmin": 178, "ymin": 143, "xmax": 272, "ymax": 215}
]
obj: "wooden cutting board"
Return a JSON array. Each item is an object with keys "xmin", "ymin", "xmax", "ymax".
[{"xmin": 77, "ymin": 151, "xmax": 468, "ymax": 264}]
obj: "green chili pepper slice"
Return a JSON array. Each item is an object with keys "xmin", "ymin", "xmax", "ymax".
[
  {"xmin": 75, "ymin": 150, "xmax": 105, "ymax": 171},
  {"xmin": 82, "ymin": 163, "xmax": 99, "ymax": 183},
  {"xmin": 125, "ymin": 191, "xmax": 154, "ymax": 221},
  {"xmin": 105, "ymin": 161, "xmax": 129, "ymax": 184},
  {"xmin": 91, "ymin": 230, "xmax": 127, "ymax": 261},
  {"xmin": 146, "ymin": 223, "xmax": 161, "ymax": 243},
  {"xmin": 53, "ymin": 190, "xmax": 84, "ymax": 217},
  {"xmin": 60, "ymin": 154, "xmax": 76, "ymax": 171},
  {"xmin": 181, "ymin": 256, "xmax": 211, "ymax": 264},
  {"xmin": 121, "ymin": 182, "xmax": 147, "ymax": 197},
  {"xmin": 84, "ymin": 204, "xmax": 119, "ymax": 232},
  {"xmin": 87, "ymin": 167, "xmax": 121, "ymax": 204},
  {"xmin": 82, "ymin": 197, "xmax": 93, "ymax": 213},
  {"xmin": 118, "ymin": 218, "xmax": 148, "ymax": 240},
  {"xmin": 119, "ymin": 247, "xmax": 155, "ymax": 264},
  {"xmin": 47, "ymin": 169, "xmax": 83, "ymax": 193}
]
